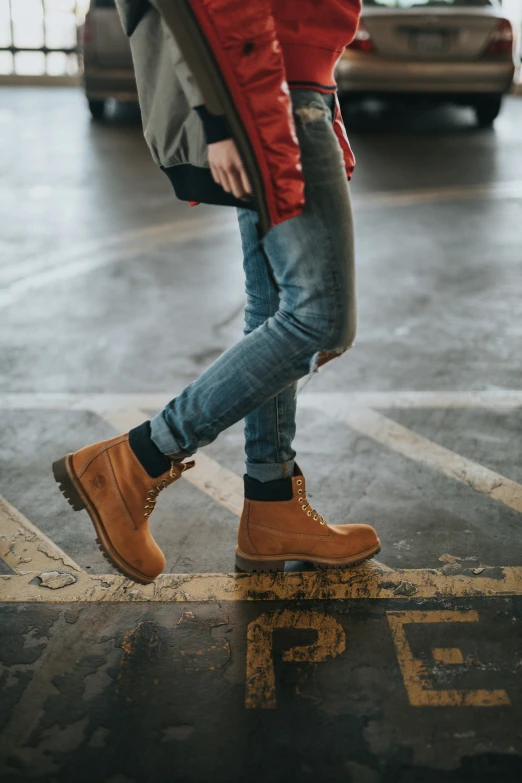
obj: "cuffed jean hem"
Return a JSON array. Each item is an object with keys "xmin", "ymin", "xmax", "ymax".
[
  {"xmin": 150, "ymin": 410, "xmax": 191, "ymax": 461},
  {"xmin": 246, "ymin": 459, "xmax": 296, "ymax": 482}
]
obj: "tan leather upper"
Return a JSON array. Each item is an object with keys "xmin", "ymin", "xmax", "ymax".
[
  {"xmin": 238, "ymin": 467, "xmax": 379, "ymax": 560},
  {"xmin": 71, "ymin": 434, "xmax": 193, "ymax": 579}
]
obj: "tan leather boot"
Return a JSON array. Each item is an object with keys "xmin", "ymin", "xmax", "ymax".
[
  {"xmin": 53, "ymin": 434, "xmax": 194, "ymax": 584},
  {"xmin": 236, "ymin": 465, "xmax": 380, "ymax": 572}
]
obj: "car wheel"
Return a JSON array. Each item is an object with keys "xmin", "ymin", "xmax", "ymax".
[
  {"xmin": 474, "ymin": 96, "xmax": 502, "ymax": 128},
  {"xmin": 88, "ymin": 99, "xmax": 106, "ymax": 121}
]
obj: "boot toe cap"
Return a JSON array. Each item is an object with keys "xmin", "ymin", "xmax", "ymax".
[
  {"xmin": 331, "ymin": 522, "xmax": 380, "ymax": 555},
  {"xmin": 356, "ymin": 523, "xmax": 380, "ymax": 550},
  {"xmin": 127, "ymin": 537, "xmax": 167, "ymax": 581}
]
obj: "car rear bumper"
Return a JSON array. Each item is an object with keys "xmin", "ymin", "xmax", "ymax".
[
  {"xmin": 336, "ymin": 53, "xmax": 515, "ymax": 96},
  {"xmin": 84, "ymin": 67, "xmax": 137, "ymax": 102}
]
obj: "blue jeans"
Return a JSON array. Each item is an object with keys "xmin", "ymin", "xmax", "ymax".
[{"xmin": 151, "ymin": 89, "xmax": 356, "ymax": 481}]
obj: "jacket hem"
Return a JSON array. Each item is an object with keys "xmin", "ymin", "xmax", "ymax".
[
  {"xmin": 281, "ymin": 43, "xmax": 346, "ymax": 95},
  {"xmin": 162, "ymin": 163, "xmax": 258, "ymax": 211},
  {"xmin": 288, "ymin": 81, "xmax": 337, "ymax": 94}
]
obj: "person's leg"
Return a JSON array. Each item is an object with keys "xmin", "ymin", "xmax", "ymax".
[
  {"xmin": 149, "ymin": 90, "xmax": 355, "ymax": 462},
  {"xmin": 54, "ymin": 89, "xmax": 379, "ymax": 582},
  {"xmin": 237, "ymin": 206, "xmax": 297, "ymax": 483}
]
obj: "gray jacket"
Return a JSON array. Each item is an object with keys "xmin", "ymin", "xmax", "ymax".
[
  {"xmin": 116, "ymin": 0, "xmax": 207, "ymax": 169},
  {"xmin": 114, "ymin": 0, "xmax": 311, "ymax": 235}
]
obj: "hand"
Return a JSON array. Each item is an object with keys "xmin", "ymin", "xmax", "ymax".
[{"xmin": 208, "ymin": 139, "xmax": 252, "ymax": 200}]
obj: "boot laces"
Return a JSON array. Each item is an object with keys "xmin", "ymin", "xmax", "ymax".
[
  {"xmin": 143, "ymin": 461, "xmax": 189, "ymax": 517},
  {"xmin": 296, "ymin": 478, "xmax": 326, "ymax": 525}
]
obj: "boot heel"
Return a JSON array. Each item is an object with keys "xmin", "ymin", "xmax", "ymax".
[
  {"xmin": 235, "ymin": 551, "xmax": 285, "ymax": 573},
  {"xmin": 52, "ymin": 456, "xmax": 86, "ymax": 512}
]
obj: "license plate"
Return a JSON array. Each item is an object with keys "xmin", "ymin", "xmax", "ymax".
[{"xmin": 410, "ymin": 31, "xmax": 448, "ymax": 53}]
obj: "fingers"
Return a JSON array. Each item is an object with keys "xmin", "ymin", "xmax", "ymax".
[
  {"xmin": 212, "ymin": 165, "xmax": 250, "ymax": 199},
  {"xmin": 209, "ymin": 163, "xmax": 226, "ymax": 193},
  {"xmin": 239, "ymin": 166, "xmax": 252, "ymax": 199},
  {"xmin": 208, "ymin": 140, "xmax": 252, "ymax": 200},
  {"xmin": 223, "ymin": 169, "xmax": 238, "ymax": 198},
  {"xmin": 229, "ymin": 167, "xmax": 251, "ymax": 200}
]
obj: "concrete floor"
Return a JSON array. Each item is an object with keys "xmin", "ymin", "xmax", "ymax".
[{"xmin": 1, "ymin": 87, "xmax": 522, "ymax": 781}]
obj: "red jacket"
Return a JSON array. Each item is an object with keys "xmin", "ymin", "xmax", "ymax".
[
  {"xmin": 153, "ymin": 0, "xmax": 361, "ymax": 235},
  {"xmin": 276, "ymin": 0, "xmax": 361, "ymax": 96}
]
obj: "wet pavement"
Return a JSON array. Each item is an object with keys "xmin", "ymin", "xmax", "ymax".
[
  {"xmin": 2, "ymin": 599, "xmax": 522, "ymax": 783},
  {"xmin": 1, "ymin": 87, "xmax": 522, "ymax": 781}
]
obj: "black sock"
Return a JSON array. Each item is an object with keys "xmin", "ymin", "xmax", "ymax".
[
  {"xmin": 129, "ymin": 421, "xmax": 172, "ymax": 478},
  {"xmin": 244, "ymin": 474, "xmax": 293, "ymax": 502}
]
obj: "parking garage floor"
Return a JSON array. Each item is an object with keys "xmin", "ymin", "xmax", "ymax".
[{"xmin": 1, "ymin": 87, "xmax": 522, "ymax": 782}]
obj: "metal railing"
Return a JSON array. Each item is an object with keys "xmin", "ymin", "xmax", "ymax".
[{"xmin": 0, "ymin": 0, "xmax": 90, "ymax": 77}]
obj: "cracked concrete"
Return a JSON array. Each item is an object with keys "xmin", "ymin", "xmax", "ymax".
[
  {"xmin": 36, "ymin": 572, "xmax": 77, "ymax": 590},
  {"xmin": 1, "ymin": 601, "xmax": 521, "ymax": 780},
  {"xmin": 1, "ymin": 88, "xmax": 522, "ymax": 780}
]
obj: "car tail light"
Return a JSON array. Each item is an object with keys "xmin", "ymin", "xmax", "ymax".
[
  {"xmin": 83, "ymin": 12, "xmax": 93, "ymax": 43},
  {"xmin": 482, "ymin": 19, "xmax": 513, "ymax": 57},
  {"xmin": 347, "ymin": 22, "xmax": 375, "ymax": 53}
]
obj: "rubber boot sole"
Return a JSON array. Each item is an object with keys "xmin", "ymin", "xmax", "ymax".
[
  {"xmin": 52, "ymin": 455, "xmax": 155, "ymax": 585},
  {"xmin": 235, "ymin": 543, "xmax": 382, "ymax": 573}
]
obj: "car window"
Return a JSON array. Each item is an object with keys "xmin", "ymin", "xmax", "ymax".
[{"xmin": 363, "ymin": 0, "xmax": 497, "ymax": 7}]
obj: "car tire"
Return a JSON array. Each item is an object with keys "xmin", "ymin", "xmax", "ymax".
[
  {"xmin": 88, "ymin": 99, "xmax": 106, "ymax": 121},
  {"xmin": 474, "ymin": 96, "xmax": 502, "ymax": 128}
]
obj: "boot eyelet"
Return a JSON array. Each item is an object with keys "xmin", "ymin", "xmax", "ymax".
[
  {"xmin": 298, "ymin": 489, "xmax": 303, "ymax": 494},
  {"xmin": 298, "ymin": 497, "xmax": 304, "ymax": 503},
  {"xmin": 296, "ymin": 479, "xmax": 302, "ymax": 485},
  {"xmin": 307, "ymin": 510, "xmax": 312, "ymax": 516},
  {"xmin": 320, "ymin": 520, "xmax": 325, "ymax": 525}
]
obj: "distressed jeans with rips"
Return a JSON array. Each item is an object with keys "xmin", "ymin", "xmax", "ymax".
[{"xmin": 150, "ymin": 89, "xmax": 356, "ymax": 481}]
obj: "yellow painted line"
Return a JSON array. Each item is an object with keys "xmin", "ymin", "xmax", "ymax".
[
  {"xmin": 246, "ymin": 610, "xmax": 345, "ymax": 708},
  {"xmin": 387, "ymin": 610, "xmax": 510, "ymax": 707},
  {"xmin": 3, "ymin": 390, "xmax": 522, "ymax": 412},
  {"xmin": 185, "ymin": 453, "xmax": 244, "ymax": 516},
  {"xmin": 301, "ymin": 390, "xmax": 522, "ymax": 409},
  {"xmin": 0, "ymin": 214, "xmax": 237, "ymax": 287},
  {"xmin": 432, "ymin": 647, "xmax": 464, "ymax": 665},
  {"xmin": 355, "ymin": 180, "xmax": 522, "ymax": 209},
  {"xmin": 1, "ymin": 396, "xmax": 520, "ymax": 603},
  {"xmin": 1, "ymin": 564, "xmax": 522, "ymax": 603},
  {"xmin": 300, "ymin": 400, "xmax": 522, "ymax": 515},
  {"xmin": 0, "ymin": 393, "xmax": 179, "ymax": 411},
  {"xmin": 99, "ymin": 407, "xmax": 157, "ymax": 437},
  {"xmin": 0, "ymin": 495, "xmax": 83, "ymax": 575},
  {"xmin": 0, "ymin": 219, "xmax": 238, "ymax": 311}
]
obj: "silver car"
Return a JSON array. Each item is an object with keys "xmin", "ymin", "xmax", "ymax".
[
  {"xmin": 335, "ymin": 0, "xmax": 517, "ymax": 126},
  {"xmin": 81, "ymin": 0, "xmax": 137, "ymax": 119}
]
